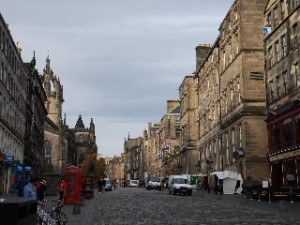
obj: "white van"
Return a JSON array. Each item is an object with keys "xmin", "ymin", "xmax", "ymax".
[{"xmin": 168, "ymin": 175, "xmax": 192, "ymax": 196}]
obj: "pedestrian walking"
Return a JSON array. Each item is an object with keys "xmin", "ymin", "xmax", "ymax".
[
  {"xmin": 97, "ymin": 178, "xmax": 103, "ymax": 193},
  {"xmin": 37, "ymin": 179, "xmax": 47, "ymax": 202},
  {"xmin": 102, "ymin": 178, "xmax": 106, "ymax": 193},
  {"xmin": 57, "ymin": 179, "xmax": 65, "ymax": 202}
]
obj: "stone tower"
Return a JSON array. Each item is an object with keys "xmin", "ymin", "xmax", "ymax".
[
  {"xmin": 42, "ymin": 55, "xmax": 64, "ymax": 126},
  {"xmin": 42, "ymin": 55, "xmax": 66, "ymax": 174}
]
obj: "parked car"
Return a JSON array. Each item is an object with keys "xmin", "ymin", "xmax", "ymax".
[
  {"xmin": 129, "ymin": 180, "xmax": 139, "ymax": 187},
  {"xmin": 168, "ymin": 175, "xmax": 192, "ymax": 196},
  {"xmin": 145, "ymin": 176, "xmax": 161, "ymax": 190},
  {"xmin": 105, "ymin": 178, "xmax": 113, "ymax": 191}
]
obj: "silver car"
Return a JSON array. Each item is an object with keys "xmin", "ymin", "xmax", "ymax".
[{"xmin": 105, "ymin": 179, "xmax": 113, "ymax": 191}]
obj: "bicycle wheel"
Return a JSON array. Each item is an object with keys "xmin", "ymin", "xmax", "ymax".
[{"xmin": 58, "ymin": 211, "xmax": 68, "ymax": 224}]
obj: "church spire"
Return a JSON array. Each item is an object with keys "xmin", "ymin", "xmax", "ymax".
[
  {"xmin": 90, "ymin": 118, "xmax": 95, "ymax": 131},
  {"xmin": 46, "ymin": 53, "xmax": 51, "ymax": 71},
  {"xmin": 75, "ymin": 115, "xmax": 85, "ymax": 129}
]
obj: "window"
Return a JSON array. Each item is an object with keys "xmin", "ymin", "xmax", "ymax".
[
  {"xmin": 237, "ymin": 82, "xmax": 241, "ymax": 104},
  {"xmin": 283, "ymin": 118, "xmax": 294, "ymax": 148},
  {"xmin": 231, "ymin": 129, "xmax": 236, "ymax": 162},
  {"xmin": 276, "ymin": 76, "xmax": 281, "ymax": 98},
  {"xmin": 225, "ymin": 133, "xmax": 229, "ymax": 164},
  {"xmin": 291, "ymin": 23, "xmax": 298, "ymax": 49},
  {"xmin": 267, "ymin": 12, "xmax": 272, "ymax": 26},
  {"xmin": 283, "ymin": 70, "xmax": 288, "ymax": 95},
  {"xmin": 296, "ymin": 114, "xmax": 300, "ymax": 144},
  {"xmin": 272, "ymin": 124, "xmax": 281, "ymax": 152},
  {"xmin": 291, "ymin": 0, "xmax": 299, "ymax": 11},
  {"xmin": 268, "ymin": 46, "xmax": 273, "ymax": 68},
  {"xmin": 281, "ymin": 35, "xmax": 287, "ymax": 57},
  {"xmin": 269, "ymin": 80, "xmax": 274, "ymax": 102},
  {"xmin": 275, "ymin": 41, "xmax": 280, "ymax": 62},
  {"xmin": 274, "ymin": 6, "xmax": 279, "ymax": 27},
  {"xmin": 281, "ymin": 0, "xmax": 285, "ymax": 20}
]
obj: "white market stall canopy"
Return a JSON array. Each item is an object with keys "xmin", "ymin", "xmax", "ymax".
[{"xmin": 210, "ymin": 171, "xmax": 243, "ymax": 194}]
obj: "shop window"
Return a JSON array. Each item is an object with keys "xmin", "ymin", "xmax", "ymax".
[
  {"xmin": 272, "ymin": 123, "xmax": 281, "ymax": 152},
  {"xmin": 283, "ymin": 118, "xmax": 294, "ymax": 148},
  {"xmin": 296, "ymin": 114, "xmax": 300, "ymax": 144}
]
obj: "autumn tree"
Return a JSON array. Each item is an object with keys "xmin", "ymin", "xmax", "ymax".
[{"xmin": 80, "ymin": 152, "xmax": 106, "ymax": 178}]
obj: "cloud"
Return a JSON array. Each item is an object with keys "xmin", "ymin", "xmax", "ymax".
[{"xmin": 1, "ymin": 0, "xmax": 234, "ymax": 157}]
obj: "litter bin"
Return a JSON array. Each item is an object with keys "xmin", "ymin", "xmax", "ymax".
[{"xmin": 0, "ymin": 196, "xmax": 37, "ymax": 225}]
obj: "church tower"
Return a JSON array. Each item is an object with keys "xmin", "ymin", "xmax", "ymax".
[
  {"xmin": 42, "ymin": 55, "xmax": 64, "ymax": 125},
  {"xmin": 42, "ymin": 55, "xmax": 66, "ymax": 174}
]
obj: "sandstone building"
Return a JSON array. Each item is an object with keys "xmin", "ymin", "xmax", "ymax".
[
  {"xmin": 0, "ymin": 14, "xmax": 27, "ymax": 193},
  {"xmin": 264, "ymin": 0, "xmax": 300, "ymax": 191},
  {"xmin": 42, "ymin": 55, "xmax": 67, "ymax": 174},
  {"xmin": 195, "ymin": 0, "xmax": 269, "ymax": 185}
]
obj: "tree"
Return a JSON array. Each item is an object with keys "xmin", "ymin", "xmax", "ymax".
[{"xmin": 80, "ymin": 153, "xmax": 106, "ymax": 177}]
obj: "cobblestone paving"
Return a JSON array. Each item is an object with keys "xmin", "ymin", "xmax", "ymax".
[{"xmin": 96, "ymin": 188, "xmax": 300, "ymax": 225}]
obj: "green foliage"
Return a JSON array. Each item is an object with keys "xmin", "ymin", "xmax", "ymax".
[{"xmin": 80, "ymin": 153, "xmax": 106, "ymax": 177}]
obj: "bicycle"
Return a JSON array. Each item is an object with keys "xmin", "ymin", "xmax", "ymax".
[
  {"xmin": 47, "ymin": 199, "xmax": 68, "ymax": 225},
  {"xmin": 37, "ymin": 199, "xmax": 56, "ymax": 225}
]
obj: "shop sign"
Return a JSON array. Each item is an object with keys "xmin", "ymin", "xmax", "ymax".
[
  {"xmin": 24, "ymin": 166, "xmax": 32, "ymax": 172},
  {"xmin": 4, "ymin": 155, "xmax": 14, "ymax": 163},
  {"xmin": 17, "ymin": 165, "xmax": 23, "ymax": 172}
]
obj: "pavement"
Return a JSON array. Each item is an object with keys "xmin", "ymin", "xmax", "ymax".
[
  {"xmin": 43, "ymin": 190, "xmax": 98, "ymax": 225},
  {"xmin": 42, "ymin": 188, "xmax": 300, "ymax": 225}
]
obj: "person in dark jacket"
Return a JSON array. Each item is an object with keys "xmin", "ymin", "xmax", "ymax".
[
  {"xmin": 97, "ymin": 178, "xmax": 103, "ymax": 193},
  {"xmin": 37, "ymin": 180, "xmax": 47, "ymax": 202}
]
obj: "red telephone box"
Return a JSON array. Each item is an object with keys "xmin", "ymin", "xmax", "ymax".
[{"xmin": 64, "ymin": 166, "xmax": 83, "ymax": 204}]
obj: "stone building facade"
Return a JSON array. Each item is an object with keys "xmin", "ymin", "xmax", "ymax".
[
  {"xmin": 0, "ymin": 14, "xmax": 27, "ymax": 193},
  {"xmin": 195, "ymin": 0, "xmax": 269, "ymax": 184},
  {"xmin": 72, "ymin": 115, "xmax": 97, "ymax": 166},
  {"xmin": 179, "ymin": 76, "xmax": 198, "ymax": 174},
  {"xmin": 123, "ymin": 135, "xmax": 144, "ymax": 182},
  {"xmin": 264, "ymin": 0, "xmax": 300, "ymax": 191},
  {"xmin": 143, "ymin": 122, "xmax": 160, "ymax": 177},
  {"xmin": 42, "ymin": 55, "xmax": 67, "ymax": 174},
  {"xmin": 24, "ymin": 53, "xmax": 47, "ymax": 178}
]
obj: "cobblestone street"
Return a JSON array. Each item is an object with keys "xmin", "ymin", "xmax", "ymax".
[{"xmin": 95, "ymin": 188, "xmax": 300, "ymax": 225}]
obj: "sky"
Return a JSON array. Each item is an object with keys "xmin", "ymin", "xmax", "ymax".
[{"xmin": 1, "ymin": 0, "xmax": 234, "ymax": 157}]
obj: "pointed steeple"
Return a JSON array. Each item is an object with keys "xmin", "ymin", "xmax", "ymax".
[
  {"xmin": 46, "ymin": 54, "xmax": 51, "ymax": 71},
  {"xmin": 90, "ymin": 118, "xmax": 95, "ymax": 131},
  {"xmin": 75, "ymin": 115, "xmax": 85, "ymax": 129},
  {"xmin": 31, "ymin": 51, "xmax": 36, "ymax": 67}
]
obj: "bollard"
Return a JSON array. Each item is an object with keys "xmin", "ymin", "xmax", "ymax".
[
  {"xmin": 80, "ymin": 197, "xmax": 85, "ymax": 206},
  {"xmin": 278, "ymin": 201, "xmax": 287, "ymax": 212},
  {"xmin": 73, "ymin": 202, "xmax": 81, "ymax": 214}
]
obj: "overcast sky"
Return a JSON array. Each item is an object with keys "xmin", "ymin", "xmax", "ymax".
[{"xmin": 1, "ymin": 1, "xmax": 234, "ymax": 157}]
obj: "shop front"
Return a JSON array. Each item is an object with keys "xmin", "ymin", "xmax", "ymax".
[{"xmin": 266, "ymin": 101, "xmax": 300, "ymax": 200}]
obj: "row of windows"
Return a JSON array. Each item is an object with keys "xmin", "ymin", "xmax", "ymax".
[
  {"xmin": 0, "ymin": 124, "xmax": 24, "ymax": 161},
  {"xmin": 0, "ymin": 23, "xmax": 24, "ymax": 77},
  {"xmin": 200, "ymin": 124, "xmax": 243, "ymax": 169},
  {"xmin": 0, "ymin": 62, "xmax": 26, "ymax": 110},
  {"xmin": 268, "ymin": 63, "xmax": 300, "ymax": 102},
  {"xmin": 270, "ymin": 113, "xmax": 300, "ymax": 152},
  {"xmin": 0, "ymin": 91, "xmax": 26, "ymax": 137}
]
